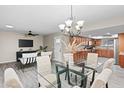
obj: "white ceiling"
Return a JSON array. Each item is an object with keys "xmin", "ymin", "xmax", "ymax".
[{"xmin": 0, "ymin": 5, "xmax": 124, "ymax": 35}]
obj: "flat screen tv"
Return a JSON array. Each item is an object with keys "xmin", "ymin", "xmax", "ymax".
[{"xmin": 19, "ymin": 39, "xmax": 33, "ymax": 47}]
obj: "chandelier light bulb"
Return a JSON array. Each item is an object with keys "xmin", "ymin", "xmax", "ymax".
[
  {"xmin": 58, "ymin": 24, "xmax": 65, "ymax": 31},
  {"xmin": 65, "ymin": 19, "xmax": 73, "ymax": 27},
  {"xmin": 75, "ymin": 25, "xmax": 80, "ymax": 31},
  {"xmin": 65, "ymin": 27, "xmax": 70, "ymax": 32},
  {"xmin": 77, "ymin": 20, "xmax": 84, "ymax": 27}
]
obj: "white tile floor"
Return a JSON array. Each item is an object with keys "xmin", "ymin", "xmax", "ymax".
[{"xmin": 109, "ymin": 65, "xmax": 124, "ymax": 88}]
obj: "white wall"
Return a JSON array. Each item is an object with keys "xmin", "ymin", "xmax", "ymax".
[
  {"xmin": 43, "ymin": 32, "xmax": 62, "ymax": 51},
  {"xmin": 0, "ymin": 31, "xmax": 43, "ymax": 63},
  {"xmin": 44, "ymin": 32, "xmax": 70, "ymax": 52}
]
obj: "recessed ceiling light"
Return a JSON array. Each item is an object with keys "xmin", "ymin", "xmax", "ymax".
[
  {"xmin": 106, "ymin": 32, "xmax": 111, "ymax": 35},
  {"xmin": 5, "ymin": 25, "xmax": 13, "ymax": 28}
]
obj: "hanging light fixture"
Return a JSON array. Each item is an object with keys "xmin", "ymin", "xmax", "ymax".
[{"xmin": 58, "ymin": 5, "xmax": 84, "ymax": 36}]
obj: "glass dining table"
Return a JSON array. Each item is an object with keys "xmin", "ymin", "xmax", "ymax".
[
  {"xmin": 55, "ymin": 62, "xmax": 87, "ymax": 88},
  {"xmin": 37, "ymin": 60, "xmax": 96, "ymax": 88},
  {"xmin": 37, "ymin": 61, "xmax": 97, "ymax": 88}
]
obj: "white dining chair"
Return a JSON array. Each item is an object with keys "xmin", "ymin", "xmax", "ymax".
[
  {"xmin": 81, "ymin": 53, "xmax": 99, "ymax": 85},
  {"xmin": 73, "ymin": 68, "xmax": 113, "ymax": 88},
  {"xmin": 91, "ymin": 68, "xmax": 112, "ymax": 88},
  {"xmin": 102, "ymin": 58, "xmax": 114, "ymax": 70},
  {"xmin": 4, "ymin": 68, "xmax": 23, "ymax": 88},
  {"xmin": 37, "ymin": 56, "xmax": 57, "ymax": 88},
  {"xmin": 88, "ymin": 58, "xmax": 114, "ymax": 85},
  {"xmin": 64, "ymin": 53, "xmax": 99, "ymax": 85}
]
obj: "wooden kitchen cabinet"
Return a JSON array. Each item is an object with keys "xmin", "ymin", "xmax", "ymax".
[
  {"xmin": 119, "ymin": 55, "xmax": 124, "ymax": 68},
  {"xmin": 94, "ymin": 39, "xmax": 101, "ymax": 46},
  {"xmin": 96, "ymin": 49, "xmax": 114, "ymax": 58},
  {"xmin": 73, "ymin": 50, "xmax": 91, "ymax": 63}
]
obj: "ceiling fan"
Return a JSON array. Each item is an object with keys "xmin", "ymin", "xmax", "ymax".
[{"xmin": 25, "ymin": 31, "xmax": 39, "ymax": 36}]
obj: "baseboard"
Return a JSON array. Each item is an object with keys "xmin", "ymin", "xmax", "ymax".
[{"xmin": 0, "ymin": 60, "xmax": 16, "ymax": 64}]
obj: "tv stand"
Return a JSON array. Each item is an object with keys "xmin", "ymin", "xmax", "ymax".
[{"xmin": 16, "ymin": 50, "xmax": 37, "ymax": 62}]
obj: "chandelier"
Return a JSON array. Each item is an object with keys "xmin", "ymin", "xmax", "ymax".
[{"xmin": 58, "ymin": 5, "xmax": 84, "ymax": 36}]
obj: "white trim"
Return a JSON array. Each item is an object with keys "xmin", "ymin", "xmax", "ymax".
[{"xmin": 0, "ymin": 60, "xmax": 16, "ymax": 64}]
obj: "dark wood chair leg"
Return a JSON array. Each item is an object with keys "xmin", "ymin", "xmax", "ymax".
[
  {"xmin": 38, "ymin": 82, "xmax": 41, "ymax": 87},
  {"xmin": 106, "ymin": 83, "xmax": 108, "ymax": 88}
]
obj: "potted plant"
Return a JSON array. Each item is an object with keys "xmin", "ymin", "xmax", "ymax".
[{"xmin": 37, "ymin": 46, "xmax": 48, "ymax": 56}]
